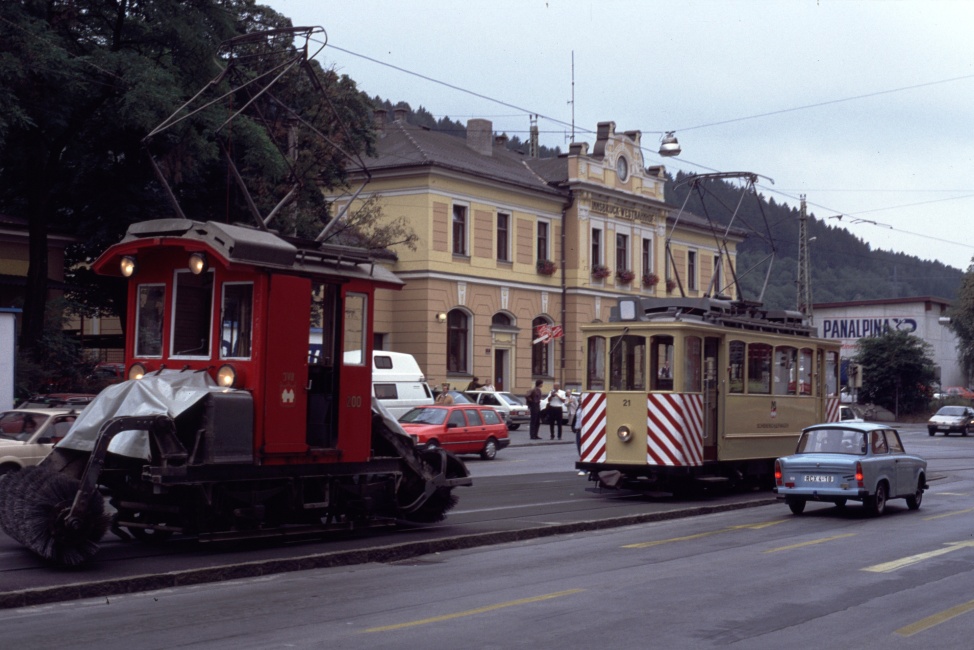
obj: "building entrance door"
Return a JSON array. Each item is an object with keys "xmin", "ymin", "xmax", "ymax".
[{"xmin": 493, "ymin": 348, "xmax": 509, "ymax": 391}]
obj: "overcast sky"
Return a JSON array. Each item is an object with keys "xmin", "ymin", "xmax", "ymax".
[{"xmin": 269, "ymin": 0, "xmax": 974, "ymax": 271}]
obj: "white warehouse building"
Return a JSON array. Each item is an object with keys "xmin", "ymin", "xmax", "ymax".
[{"xmin": 813, "ymin": 296, "xmax": 963, "ymax": 390}]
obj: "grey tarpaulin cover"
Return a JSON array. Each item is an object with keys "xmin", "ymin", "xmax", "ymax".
[{"xmin": 58, "ymin": 370, "xmax": 225, "ymax": 460}]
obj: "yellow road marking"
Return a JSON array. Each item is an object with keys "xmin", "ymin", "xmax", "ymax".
[
  {"xmin": 896, "ymin": 599, "xmax": 974, "ymax": 637},
  {"xmin": 862, "ymin": 541, "xmax": 974, "ymax": 573},
  {"xmin": 363, "ymin": 588, "xmax": 585, "ymax": 633},
  {"xmin": 623, "ymin": 519, "xmax": 785, "ymax": 549},
  {"xmin": 764, "ymin": 533, "xmax": 857, "ymax": 553},
  {"xmin": 923, "ymin": 507, "xmax": 974, "ymax": 521}
]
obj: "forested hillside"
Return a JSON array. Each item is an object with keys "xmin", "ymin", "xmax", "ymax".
[
  {"xmin": 373, "ymin": 102, "xmax": 963, "ymax": 310},
  {"xmin": 666, "ymin": 172, "xmax": 963, "ymax": 310}
]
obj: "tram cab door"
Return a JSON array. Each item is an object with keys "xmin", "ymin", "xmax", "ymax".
[{"xmin": 703, "ymin": 337, "xmax": 720, "ymax": 462}]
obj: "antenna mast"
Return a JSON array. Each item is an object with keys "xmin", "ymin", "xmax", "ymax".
[
  {"xmin": 569, "ymin": 50, "xmax": 575, "ymax": 142},
  {"xmin": 796, "ymin": 195, "xmax": 813, "ymax": 324}
]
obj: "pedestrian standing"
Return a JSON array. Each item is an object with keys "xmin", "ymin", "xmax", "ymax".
[
  {"xmin": 546, "ymin": 382, "xmax": 566, "ymax": 440},
  {"xmin": 526, "ymin": 379, "xmax": 543, "ymax": 439},
  {"xmin": 566, "ymin": 389, "xmax": 579, "ymax": 433}
]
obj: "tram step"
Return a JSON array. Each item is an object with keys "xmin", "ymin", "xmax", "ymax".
[{"xmin": 695, "ymin": 476, "xmax": 731, "ymax": 483}]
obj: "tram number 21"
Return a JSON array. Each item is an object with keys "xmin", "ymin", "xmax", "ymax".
[
  {"xmin": 622, "ymin": 399, "xmax": 631, "ymax": 407},
  {"xmin": 345, "ymin": 395, "xmax": 364, "ymax": 408}
]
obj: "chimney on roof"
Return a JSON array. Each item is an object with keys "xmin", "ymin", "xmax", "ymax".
[
  {"xmin": 373, "ymin": 108, "xmax": 387, "ymax": 134},
  {"xmin": 569, "ymin": 142, "xmax": 589, "ymax": 156},
  {"xmin": 466, "ymin": 119, "xmax": 493, "ymax": 156},
  {"xmin": 393, "ymin": 106, "xmax": 408, "ymax": 122},
  {"xmin": 494, "ymin": 133, "xmax": 509, "ymax": 147}
]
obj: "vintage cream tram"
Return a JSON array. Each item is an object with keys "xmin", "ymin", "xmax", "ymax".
[{"xmin": 576, "ymin": 296, "xmax": 842, "ymax": 490}]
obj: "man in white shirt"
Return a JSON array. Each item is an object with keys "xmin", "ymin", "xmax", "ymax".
[{"xmin": 546, "ymin": 383, "xmax": 566, "ymax": 440}]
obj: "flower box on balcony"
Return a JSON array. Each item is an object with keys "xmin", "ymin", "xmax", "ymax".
[
  {"xmin": 665, "ymin": 278, "xmax": 677, "ymax": 293},
  {"xmin": 537, "ymin": 259, "xmax": 556, "ymax": 275},
  {"xmin": 617, "ymin": 269, "xmax": 636, "ymax": 284},
  {"xmin": 591, "ymin": 264, "xmax": 611, "ymax": 280},
  {"xmin": 642, "ymin": 272, "xmax": 660, "ymax": 288}
]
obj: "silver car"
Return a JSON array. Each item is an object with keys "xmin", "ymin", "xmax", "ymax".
[
  {"xmin": 0, "ymin": 408, "xmax": 79, "ymax": 474},
  {"xmin": 774, "ymin": 422, "xmax": 926, "ymax": 516},
  {"xmin": 464, "ymin": 391, "xmax": 530, "ymax": 430}
]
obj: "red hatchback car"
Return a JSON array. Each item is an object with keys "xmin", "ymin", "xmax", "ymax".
[{"xmin": 398, "ymin": 404, "xmax": 510, "ymax": 460}]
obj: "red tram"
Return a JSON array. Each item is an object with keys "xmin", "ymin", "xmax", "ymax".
[{"xmin": 0, "ymin": 219, "xmax": 470, "ymax": 565}]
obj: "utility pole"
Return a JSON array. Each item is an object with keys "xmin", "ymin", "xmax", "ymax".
[{"xmin": 796, "ymin": 195, "xmax": 813, "ymax": 324}]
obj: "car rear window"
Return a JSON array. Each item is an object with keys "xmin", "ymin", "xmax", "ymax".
[
  {"xmin": 481, "ymin": 409, "xmax": 502, "ymax": 425},
  {"xmin": 797, "ymin": 428, "xmax": 865, "ymax": 454}
]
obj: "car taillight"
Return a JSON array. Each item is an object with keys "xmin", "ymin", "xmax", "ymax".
[
  {"xmin": 855, "ymin": 461, "xmax": 864, "ymax": 488},
  {"xmin": 774, "ymin": 460, "xmax": 783, "ymax": 486}
]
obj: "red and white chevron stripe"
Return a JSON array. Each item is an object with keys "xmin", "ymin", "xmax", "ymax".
[
  {"xmin": 826, "ymin": 396, "xmax": 840, "ymax": 422},
  {"xmin": 647, "ymin": 393, "xmax": 704, "ymax": 466},
  {"xmin": 579, "ymin": 392, "xmax": 606, "ymax": 463}
]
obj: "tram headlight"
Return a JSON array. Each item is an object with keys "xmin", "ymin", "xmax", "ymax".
[
  {"xmin": 217, "ymin": 364, "xmax": 243, "ymax": 388},
  {"xmin": 188, "ymin": 252, "xmax": 208, "ymax": 275},
  {"xmin": 120, "ymin": 256, "xmax": 138, "ymax": 277},
  {"xmin": 616, "ymin": 425, "xmax": 633, "ymax": 443},
  {"xmin": 128, "ymin": 363, "xmax": 147, "ymax": 380}
]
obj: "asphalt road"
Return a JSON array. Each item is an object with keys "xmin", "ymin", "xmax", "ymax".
[
  {"xmin": 3, "ymin": 428, "xmax": 973, "ymax": 649},
  {"xmin": 0, "ymin": 423, "xmax": 957, "ymax": 610}
]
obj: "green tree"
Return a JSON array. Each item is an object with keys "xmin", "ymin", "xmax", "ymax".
[
  {"xmin": 946, "ymin": 260, "xmax": 974, "ymax": 383},
  {"xmin": 0, "ymin": 2, "xmax": 380, "ymax": 379},
  {"xmin": 853, "ymin": 329, "xmax": 937, "ymax": 416}
]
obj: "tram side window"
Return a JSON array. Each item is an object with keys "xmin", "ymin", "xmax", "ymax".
[
  {"xmin": 343, "ymin": 292, "xmax": 368, "ymax": 366},
  {"xmin": 774, "ymin": 346, "xmax": 797, "ymax": 396},
  {"xmin": 586, "ymin": 336, "xmax": 606, "ymax": 390},
  {"xmin": 683, "ymin": 336, "xmax": 702, "ymax": 393},
  {"xmin": 748, "ymin": 343, "xmax": 772, "ymax": 394},
  {"xmin": 651, "ymin": 335, "xmax": 674, "ymax": 391},
  {"xmin": 609, "ymin": 335, "xmax": 646, "ymax": 391},
  {"xmin": 221, "ymin": 283, "xmax": 253, "ymax": 359},
  {"xmin": 825, "ymin": 350, "xmax": 839, "ymax": 397},
  {"xmin": 728, "ymin": 340, "xmax": 745, "ymax": 393},
  {"xmin": 798, "ymin": 348, "xmax": 813, "ymax": 395},
  {"xmin": 172, "ymin": 270, "xmax": 213, "ymax": 357},
  {"xmin": 136, "ymin": 284, "xmax": 165, "ymax": 357}
]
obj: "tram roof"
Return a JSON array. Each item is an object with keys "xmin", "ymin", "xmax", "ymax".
[
  {"xmin": 608, "ymin": 296, "xmax": 817, "ymax": 337},
  {"xmin": 97, "ymin": 218, "xmax": 404, "ymax": 288}
]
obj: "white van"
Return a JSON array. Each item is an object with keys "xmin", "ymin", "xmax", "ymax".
[{"xmin": 366, "ymin": 351, "xmax": 435, "ymax": 418}]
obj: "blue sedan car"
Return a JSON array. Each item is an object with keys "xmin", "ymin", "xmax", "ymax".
[{"xmin": 774, "ymin": 422, "xmax": 927, "ymax": 516}]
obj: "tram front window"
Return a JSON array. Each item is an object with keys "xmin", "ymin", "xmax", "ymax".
[
  {"xmin": 651, "ymin": 335, "xmax": 674, "ymax": 391},
  {"xmin": 609, "ymin": 334, "xmax": 646, "ymax": 391},
  {"xmin": 587, "ymin": 336, "xmax": 606, "ymax": 390},
  {"xmin": 172, "ymin": 270, "xmax": 213, "ymax": 357}
]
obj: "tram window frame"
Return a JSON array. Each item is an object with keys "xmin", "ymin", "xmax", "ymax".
[
  {"xmin": 135, "ymin": 283, "xmax": 165, "ymax": 358},
  {"xmin": 774, "ymin": 346, "xmax": 797, "ymax": 396},
  {"xmin": 651, "ymin": 335, "xmax": 674, "ymax": 391},
  {"xmin": 171, "ymin": 269, "xmax": 214, "ymax": 359},
  {"xmin": 586, "ymin": 336, "xmax": 606, "ymax": 390},
  {"xmin": 683, "ymin": 336, "xmax": 702, "ymax": 393},
  {"xmin": 310, "ymin": 283, "xmax": 339, "ymax": 366},
  {"xmin": 798, "ymin": 348, "xmax": 813, "ymax": 395},
  {"xmin": 343, "ymin": 292, "xmax": 368, "ymax": 367},
  {"xmin": 609, "ymin": 334, "xmax": 646, "ymax": 391},
  {"xmin": 220, "ymin": 282, "xmax": 253, "ymax": 360},
  {"xmin": 728, "ymin": 340, "xmax": 745, "ymax": 393},
  {"xmin": 825, "ymin": 350, "xmax": 840, "ymax": 398},
  {"xmin": 747, "ymin": 342, "xmax": 772, "ymax": 394}
]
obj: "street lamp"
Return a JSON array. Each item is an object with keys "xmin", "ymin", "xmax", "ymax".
[{"xmin": 659, "ymin": 132, "xmax": 681, "ymax": 157}]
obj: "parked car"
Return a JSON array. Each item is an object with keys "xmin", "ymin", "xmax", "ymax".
[
  {"xmin": 839, "ymin": 405, "xmax": 863, "ymax": 422},
  {"xmin": 464, "ymin": 391, "xmax": 529, "ymax": 429},
  {"xmin": 432, "ymin": 389, "xmax": 474, "ymax": 405},
  {"xmin": 398, "ymin": 404, "xmax": 510, "ymax": 460},
  {"xmin": 0, "ymin": 408, "xmax": 79, "ymax": 474},
  {"xmin": 774, "ymin": 422, "xmax": 926, "ymax": 516},
  {"xmin": 942, "ymin": 386, "xmax": 974, "ymax": 400},
  {"xmin": 927, "ymin": 405, "xmax": 974, "ymax": 436}
]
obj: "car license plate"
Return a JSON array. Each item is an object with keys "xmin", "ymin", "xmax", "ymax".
[
  {"xmin": 939, "ymin": 425, "xmax": 950, "ymax": 430},
  {"xmin": 803, "ymin": 475, "xmax": 833, "ymax": 483}
]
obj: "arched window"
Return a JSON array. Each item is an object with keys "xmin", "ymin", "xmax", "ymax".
[
  {"xmin": 531, "ymin": 316, "xmax": 552, "ymax": 377},
  {"xmin": 492, "ymin": 313, "xmax": 512, "ymax": 328},
  {"xmin": 447, "ymin": 309, "xmax": 470, "ymax": 373}
]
